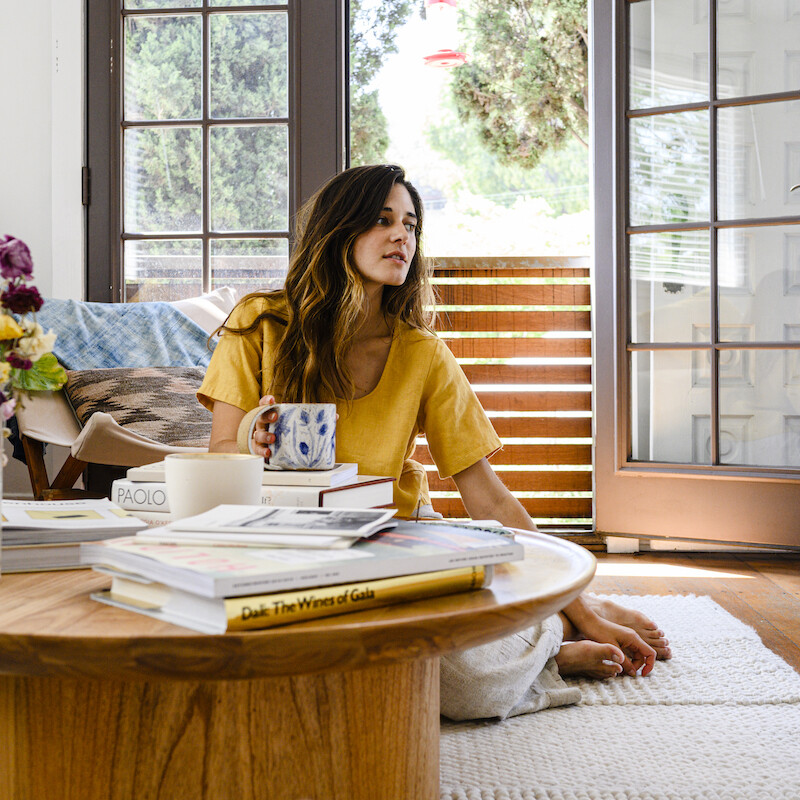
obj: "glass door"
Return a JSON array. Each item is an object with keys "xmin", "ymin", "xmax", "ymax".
[{"xmin": 593, "ymin": 0, "xmax": 800, "ymax": 547}]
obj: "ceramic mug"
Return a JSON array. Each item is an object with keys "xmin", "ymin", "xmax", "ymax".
[
  {"xmin": 237, "ymin": 402, "xmax": 337, "ymax": 470},
  {"xmin": 164, "ymin": 453, "xmax": 264, "ymax": 519}
]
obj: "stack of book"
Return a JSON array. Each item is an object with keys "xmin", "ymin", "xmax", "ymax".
[
  {"xmin": 1, "ymin": 498, "xmax": 147, "ymax": 573},
  {"xmin": 81, "ymin": 509, "xmax": 525, "ymax": 634},
  {"xmin": 111, "ymin": 461, "xmax": 395, "ymax": 524}
]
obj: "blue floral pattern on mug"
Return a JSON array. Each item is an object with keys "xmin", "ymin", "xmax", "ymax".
[{"xmin": 267, "ymin": 403, "xmax": 337, "ymax": 470}]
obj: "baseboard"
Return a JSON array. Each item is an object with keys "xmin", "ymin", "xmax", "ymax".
[{"xmin": 604, "ymin": 535, "xmax": 794, "ymax": 554}]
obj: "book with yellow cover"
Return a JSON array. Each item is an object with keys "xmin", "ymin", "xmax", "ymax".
[{"xmin": 90, "ymin": 563, "xmax": 492, "ymax": 634}]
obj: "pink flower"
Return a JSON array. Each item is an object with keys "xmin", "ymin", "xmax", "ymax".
[
  {"xmin": 0, "ymin": 396, "xmax": 16, "ymax": 421},
  {"xmin": 1, "ymin": 284, "xmax": 43, "ymax": 314},
  {"xmin": 0, "ymin": 236, "xmax": 34, "ymax": 280}
]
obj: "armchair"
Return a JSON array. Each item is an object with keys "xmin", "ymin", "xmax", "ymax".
[{"xmin": 15, "ymin": 288, "xmax": 237, "ymax": 499}]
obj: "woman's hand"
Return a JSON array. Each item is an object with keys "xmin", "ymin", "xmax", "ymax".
[{"xmin": 251, "ymin": 395, "xmax": 278, "ymax": 460}]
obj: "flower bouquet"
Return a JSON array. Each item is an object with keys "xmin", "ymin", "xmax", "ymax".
[{"xmin": 0, "ymin": 236, "xmax": 67, "ymax": 463}]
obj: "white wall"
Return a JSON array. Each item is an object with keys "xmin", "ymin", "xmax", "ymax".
[{"xmin": 1, "ymin": 0, "xmax": 85, "ymax": 496}]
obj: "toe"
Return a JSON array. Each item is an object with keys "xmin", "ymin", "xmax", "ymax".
[
  {"xmin": 634, "ymin": 613, "xmax": 659, "ymax": 631},
  {"xmin": 598, "ymin": 662, "xmax": 623, "ymax": 679},
  {"xmin": 588, "ymin": 656, "xmax": 623, "ymax": 680}
]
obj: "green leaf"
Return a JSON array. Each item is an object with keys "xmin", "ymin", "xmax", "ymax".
[{"xmin": 14, "ymin": 353, "xmax": 68, "ymax": 393}]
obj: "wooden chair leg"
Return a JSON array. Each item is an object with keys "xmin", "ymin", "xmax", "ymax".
[
  {"xmin": 20, "ymin": 435, "xmax": 90, "ymax": 500},
  {"xmin": 42, "ymin": 457, "xmax": 107, "ymax": 501},
  {"xmin": 21, "ymin": 435, "xmax": 51, "ymax": 500},
  {"xmin": 51, "ymin": 455, "xmax": 90, "ymax": 491}
]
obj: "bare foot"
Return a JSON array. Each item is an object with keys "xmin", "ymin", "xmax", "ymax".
[
  {"xmin": 555, "ymin": 641, "xmax": 625, "ymax": 680},
  {"xmin": 587, "ymin": 595, "xmax": 672, "ymax": 660}
]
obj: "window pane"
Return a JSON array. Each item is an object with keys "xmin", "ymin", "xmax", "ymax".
[
  {"xmin": 719, "ymin": 349, "xmax": 800, "ymax": 467},
  {"xmin": 124, "ymin": 239, "xmax": 203, "ymax": 302},
  {"xmin": 209, "ymin": 125, "xmax": 288, "ymax": 231},
  {"xmin": 124, "ymin": 15, "xmax": 202, "ymax": 121},
  {"xmin": 717, "ymin": 0, "xmax": 800, "ymax": 98},
  {"xmin": 631, "ymin": 349, "xmax": 711, "ymax": 464},
  {"xmin": 211, "ymin": 238, "xmax": 289, "ymax": 297},
  {"xmin": 691, "ymin": 327, "xmax": 754, "ymax": 387},
  {"xmin": 629, "ymin": 0, "xmax": 707, "ymax": 110},
  {"xmin": 718, "ymin": 225, "xmax": 800, "ymax": 340},
  {"xmin": 629, "ymin": 230, "xmax": 710, "ymax": 343},
  {"xmin": 124, "ymin": 127, "xmax": 202, "ymax": 233},
  {"xmin": 629, "ymin": 110, "xmax": 710, "ymax": 226},
  {"xmin": 210, "ymin": 12, "xmax": 288, "ymax": 119},
  {"xmin": 717, "ymin": 100, "xmax": 800, "ymax": 221},
  {"xmin": 125, "ymin": 1, "xmax": 201, "ymax": 9},
  {"xmin": 211, "ymin": 0, "xmax": 284, "ymax": 6}
]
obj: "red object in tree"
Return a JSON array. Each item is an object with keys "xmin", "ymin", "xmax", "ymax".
[
  {"xmin": 423, "ymin": 50, "xmax": 467, "ymax": 68},
  {"xmin": 423, "ymin": 0, "xmax": 467, "ymax": 68}
]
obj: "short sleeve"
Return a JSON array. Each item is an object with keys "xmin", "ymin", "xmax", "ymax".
[
  {"xmin": 419, "ymin": 338, "xmax": 501, "ymax": 478},
  {"xmin": 197, "ymin": 296, "xmax": 272, "ymax": 413}
]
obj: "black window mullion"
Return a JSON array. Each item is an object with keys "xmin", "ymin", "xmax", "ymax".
[
  {"xmin": 287, "ymin": 7, "xmax": 295, "ymax": 250},
  {"xmin": 202, "ymin": 1, "xmax": 211, "ymax": 294},
  {"xmin": 709, "ymin": 0, "xmax": 719, "ymax": 465},
  {"xmin": 86, "ymin": 0, "xmax": 119, "ymax": 303},
  {"xmin": 621, "ymin": 0, "xmax": 633, "ymax": 463}
]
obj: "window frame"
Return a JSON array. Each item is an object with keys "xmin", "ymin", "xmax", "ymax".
[{"xmin": 85, "ymin": 0, "xmax": 346, "ymax": 302}]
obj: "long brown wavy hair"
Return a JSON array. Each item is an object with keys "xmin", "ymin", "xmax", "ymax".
[{"xmin": 219, "ymin": 164, "xmax": 436, "ymax": 403}]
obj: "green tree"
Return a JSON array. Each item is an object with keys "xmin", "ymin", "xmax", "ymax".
[
  {"xmin": 125, "ymin": 14, "xmax": 289, "ymax": 236},
  {"xmin": 349, "ymin": 0, "xmax": 417, "ymax": 166},
  {"xmin": 427, "ymin": 94, "xmax": 588, "ymax": 215},
  {"xmin": 451, "ymin": 0, "xmax": 588, "ymax": 169}
]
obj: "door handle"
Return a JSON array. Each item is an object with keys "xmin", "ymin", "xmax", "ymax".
[{"xmin": 792, "ymin": 183, "xmax": 800, "ymax": 192}]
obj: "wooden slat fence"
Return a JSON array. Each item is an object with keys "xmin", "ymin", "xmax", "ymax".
[{"xmin": 421, "ymin": 256, "xmax": 593, "ymax": 530}]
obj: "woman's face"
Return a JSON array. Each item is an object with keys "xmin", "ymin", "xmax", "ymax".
[{"xmin": 352, "ymin": 183, "xmax": 417, "ymax": 292}]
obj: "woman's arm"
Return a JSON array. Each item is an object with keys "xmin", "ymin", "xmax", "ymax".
[
  {"xmin": 451, "ymin": 458, "xmax": 537, "ymax": 531},
  {"xmin": 209, "ymin": 400, "xmax": 247, "ymax": 454},
  {"xmin": 209, "ymin": 396, "xmax": 278, "ymax": 457}
]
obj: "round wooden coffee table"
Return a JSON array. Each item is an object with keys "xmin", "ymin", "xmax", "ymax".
[{"xmin": 0, "ymin": 530, "xmax": 594, "ymax": 800}]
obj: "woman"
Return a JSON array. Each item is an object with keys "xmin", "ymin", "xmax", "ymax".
[{"xmin": 198, "ymin": 164, "xmax": 670, "ymax": 717}]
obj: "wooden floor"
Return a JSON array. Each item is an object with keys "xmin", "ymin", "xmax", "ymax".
[{"xmin": 585, "ymin": 551, "xmax": 800, "ymax": 673}]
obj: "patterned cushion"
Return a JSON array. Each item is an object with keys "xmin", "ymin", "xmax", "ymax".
[{"xmin": 64, "ymin": 366, "xmax": 212, "ymax": 448}]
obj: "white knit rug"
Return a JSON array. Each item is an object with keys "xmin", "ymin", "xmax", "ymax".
[{"xmin": 440, "ymin": 594, "xmax": 800, "ymax": 800}]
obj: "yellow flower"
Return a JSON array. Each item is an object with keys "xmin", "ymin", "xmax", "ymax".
[
  {"xmin": 15, "ymin": 320, "xmax": 57, "ymax": 361},
  {"xmin": 0, "ymin": 360, "xmax": 11, "ymax": 383},
  {"xmin": 0, "ymin": 313, "xmax": 24, "ymax": 340}
]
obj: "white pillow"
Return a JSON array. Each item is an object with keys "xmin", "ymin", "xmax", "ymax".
[{"xmin": 170, "ymin": 287, "xmax": 238, "ymax": 334}]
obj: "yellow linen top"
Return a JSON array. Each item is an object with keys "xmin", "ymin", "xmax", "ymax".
[{"xmin": 197, "ymin": 295, "xmax": 501, "ymax": 517}]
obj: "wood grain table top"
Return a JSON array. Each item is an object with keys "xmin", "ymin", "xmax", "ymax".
[{"xmin": 0, "ymin": 530, "xmax": 595, "ymax": 682}]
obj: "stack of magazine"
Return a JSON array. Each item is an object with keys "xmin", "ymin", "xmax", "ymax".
[
  {"xmin": 111, "ymin": 460, "xmax": 395, "ymax": 524},
  {"xmin": 1, "ymin": 498, "xmax": 147, "ymax": 573},
  {"xmin": 81, "ymin": 506, "xmax": 524, "ymax": 634}
]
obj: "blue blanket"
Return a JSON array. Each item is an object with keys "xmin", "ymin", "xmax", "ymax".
[{"xmin": 35, "ymin": 299, "xmax": 215, "ymax": 370}]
